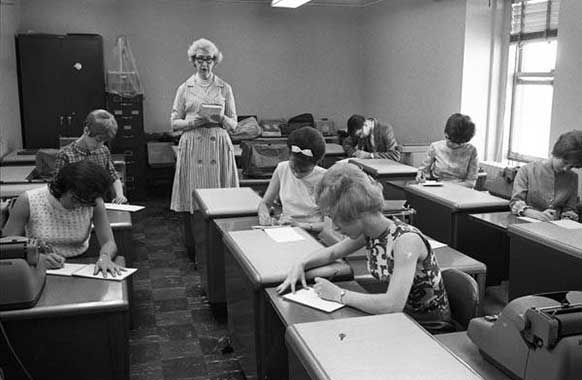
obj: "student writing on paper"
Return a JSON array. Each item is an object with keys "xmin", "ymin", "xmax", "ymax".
[
  {"xmin": 55, "ymin": 109, "xmax": 127, "ymax": 204},
  {"xmin": 342, "ymin": 114, "xmax": 401, "ymax": 161},
  {"xmin": 258, "ymin": 127, "xmax": 327, "ymax": 234},
  {"xmin": 277, "ymin": 163, "xmax": 452, "ymax": 329},
  {"xmin": 416, "ymin": 113, "xmax": 479, "ymax": 188},
  {"xmin": 2, "ymin": 161, "xmax": 124, "ymax": 277},
  {"xmin": 510, "ymin": 130, "xmax": 582, "ymax": 222}
]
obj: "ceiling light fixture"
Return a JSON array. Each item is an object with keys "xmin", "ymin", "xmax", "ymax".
[{"xmin": 271, "ymin": 0, "xmax": 311, "ymax": 8}]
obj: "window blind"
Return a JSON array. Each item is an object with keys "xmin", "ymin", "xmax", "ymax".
[{"xmin": 510, "ymin": 0, "xmax": 560, "ymax": 42}]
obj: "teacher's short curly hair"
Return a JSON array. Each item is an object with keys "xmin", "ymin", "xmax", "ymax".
[
  {"xmin": 187, "ymin": 38, "xmax": 223, "ymax": 64},
  {"xmin": 315, "ymin": 163, "xmax": 384, "ymax": 223}
]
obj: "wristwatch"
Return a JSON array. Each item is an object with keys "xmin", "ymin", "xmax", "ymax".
[{"xmin": 338, "ymin": 289, "xmax": 347, "ymax": 304}]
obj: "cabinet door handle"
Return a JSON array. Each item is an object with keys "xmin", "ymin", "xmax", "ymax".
[{"xmin": 59, "ymin": 116, "xmax": 64, "ymax": 130}]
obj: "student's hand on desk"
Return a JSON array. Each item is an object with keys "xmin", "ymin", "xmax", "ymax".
[
  {"xmin": 94, "ymin": 254, "xmax": 126, "ymax": 278},
  {"xmin": 258, "ymin": 209, "xmax": 273, "ymax": 226},
  {"xmin": 313, "ymin": 277, "xmax": 342, "ymax": 302},
  {"xmin": 415, "ymin": 170, "xmax": 426, "ymax": 183},
  {"xmin": 354, "ymin": 150, "xmax": 370, "ymax": 159},
  {"xmin": 523, "ymin": 208, "xmax": 554, "ymax": 222},
  {"xmin": 111, "ymin": 195, "xmax": 127, "ymax": 204},
  {"xmin": 42, "ymin": 253, "xmax": 65, "ymax": 269},
  {"xmin": 278, "ymin": 216, "xmax": 298, "ymax": 227},
  {"xmin": 276, "ymin": 261, "xmax": 307, "ymax": 295}
]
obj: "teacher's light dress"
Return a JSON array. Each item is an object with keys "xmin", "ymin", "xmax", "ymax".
[{"xmin": 170, "ymin": 74, "xmax": 239, "ymax": 213}]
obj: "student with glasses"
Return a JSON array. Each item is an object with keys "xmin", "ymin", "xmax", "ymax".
[
  {"xmin": 2, "ymin": 161, "xmax": 124, "ymax": 277},
  {"xmin": 55, "ymin": 109, "xmax": 127, "ymax": 204}
]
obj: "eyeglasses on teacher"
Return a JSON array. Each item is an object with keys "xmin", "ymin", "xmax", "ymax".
[{"xmin": 194, "ymin": 56, "xmax": 215, "ymax": 64}]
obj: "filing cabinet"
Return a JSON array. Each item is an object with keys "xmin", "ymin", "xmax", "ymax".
[{"xmin": 106, "ymin": 93, "xmax": 146, "ymax": 200}]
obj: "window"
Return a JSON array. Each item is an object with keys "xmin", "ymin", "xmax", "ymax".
[{"xmin": 502, "ymin": 0, "xmax": 560, "ymax": 162}]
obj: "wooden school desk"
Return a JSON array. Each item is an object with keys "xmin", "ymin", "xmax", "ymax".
[
  {"xmin": 285, "ymin": 313, "xmax": 484, "ymax": 380},
  {"xmin": 223, "ymin": 227, "xmax": 353, "ymax": 380},
  {"xmin": 349, "ymin": 158, "xmax": 418, "ymax": 199},
  {"xmin": 507, "ymin": 222, "xmax": 582, "ymax": 299},
  {"xmin": 463, "ymin": 212, "xmax": 527, "ymax": 285},
  {"xmin": 192, "ymin": 187, "xmax": 261, "ymax": 305},
  {"xmin": 0, "ymin": 182, "xmax": 46, "ymax": 199},
  {"xmin": 0, "ymin": 150, "xmax": 36, "ymax": 165},
  {"xmin": 347, "ymin": 242, "xmax": 487, "ymax": 315},
  {"xmin": 404, "ymin": 183, "xmax": 509, "ymax": 248},
  {"xmin": 437, "ymin": 332, "xmax": 511, "ymax": 380},
  {"xmin": 0, "ymin": 256, "xmax": 130, "ymax": 380},
  {"xmin": 0, "ymin": 165, "xmax": 37, "ymax": 183},
  {"xmin": 264, "ymin": 282, "xmax": 368, "ymax": 380}
]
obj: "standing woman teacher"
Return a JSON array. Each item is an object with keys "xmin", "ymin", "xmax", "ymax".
[{"xmin": 170, "ymin": 38, "xmax": 238, "ymax": 259}]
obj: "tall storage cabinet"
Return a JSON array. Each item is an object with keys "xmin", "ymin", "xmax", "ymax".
[
  {"xmin": 107, "ymin": 93, "xmax": 146, "ymax": 200},
  {"xmin": 16, "ymin": 33, "xmax": 105, "ymax": 148}
]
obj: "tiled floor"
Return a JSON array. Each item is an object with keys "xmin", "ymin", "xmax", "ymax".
[
  {"xmin": 127, "ymin": 192, "xmax": 508, "ymax": 380},
  {"xmin": 128, "ymin": 194, "xmax": 244, "ymax": 380}
]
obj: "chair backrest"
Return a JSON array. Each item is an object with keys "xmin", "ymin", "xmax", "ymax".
[{"xmin": 442, "ymin": 268, "xmax": 479, "ymax": 330}]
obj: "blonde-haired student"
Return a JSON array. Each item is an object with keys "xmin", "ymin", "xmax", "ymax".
[
  {"xmin": 277, "ymin": 163, "xmax": 451, "ymax": 328},
  {"xmin": 416, "ymin": 113, "xmax": 479, "ymax": 188},
  {"xmin": 258, "ymin": 127, "xmax": 327, "ymax": 234}
]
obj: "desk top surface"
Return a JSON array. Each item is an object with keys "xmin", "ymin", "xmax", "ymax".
[
  {"xmin": 437, "ymin": 332, "xmax": 510, "ymax": 380},
  {"xmin": 0, "ymin": 151, "xmax": 36, "ymax": 164},
  {"xmin": 405, "ymin": 183, "xmax": 509, "ymax": 211},
  {"xmin": 266, "ymin": 281, "xmax": 368, "ymax": 328},
  {"xmin": 0, "ymin": 165, "xmax": 37, "ymax": 183},
  {"xmin": 214, "ymin": 215, "xmax": 258, "ymax": 235},
  {"xmin": 0, "ymin": 182, "xmax": 46, "ymax": 198},
  {"xmin": 224, "ymin": 227, "xmax": 350, "ymax": 287},
  {"xmin": 286, "ymin": 313, "xmax": 484, "ymax": 380},
  {"xmin": 349, "ymin": 158, "xmax": 418, "ymax": 176},
  {"xmin": 508, "ymin": 222, "xmax": 582, "ymax": 257},
  {"xmin": 469, "ymin": 211, "xmax": 524, "ymax": 231},
  {"xmin": 0, "ymin": 257, "xmax": 129, "ymax": 320},
  {"xmin": 193, "ymin": 187, "xmax": 261, "ymax": 218}
]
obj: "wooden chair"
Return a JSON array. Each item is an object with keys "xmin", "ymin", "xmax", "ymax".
[{"xmin": 442, "ymin": 268, "xmax": 480, "ymax": 330}]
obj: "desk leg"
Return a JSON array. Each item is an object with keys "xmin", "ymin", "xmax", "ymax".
[
  {"xmin": 183, "ymin": 213, "xmax": 196, "ymax": 263},
  {"xmin": 206, "ymin": 220, "xmax": 226, "ymax": 305}
]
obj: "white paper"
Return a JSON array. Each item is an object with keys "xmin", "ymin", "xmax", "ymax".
[
  {"xmin": 46, "ymin": 263, "xmax": 88, "ymax": 276},
  {"xmin": 200, "ymin": 104, "xmax": 222, "ymax": 122},
  {"xmin": 264, "ymin": 226, "xmax": 305, "ymax": 243},
  {"xmin": 104, "ymin": 203, "xmax": 145, "ymax": 212},
  {"xmin": 551, "ymin": 219, "xmax": 582, "ymax": 230},
  {"xmin": 71, "ymin": 264, "xmax": 138, "ymax": 281},
  {"xmin": 517, "ymin": 216, "xmax": 542, "ymax": 223},
  {"xmin": 283, "ymin": 287, "xmax": 345, "ymax": 313},
  {"xmin": 422, "ymin": 180, "xmax": 443, "ymax": 187},
  {"xmin": 426, "ymin": 238, "xmax": 447, "ymax": 250}
]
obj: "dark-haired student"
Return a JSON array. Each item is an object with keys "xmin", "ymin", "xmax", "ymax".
[
  {"xmin": 55, "ymin": 109, "xmax": 127, "ymax": 204},
  {"xmin": 510, "ymin": 130, "xmax": 582, "ymax": 222},
  {"xmin": 2, "ymin": 161, "xmax": 124, "ymax": 277},
  {"xmin": 258, "ymin": 127, "xmax": 327, "ymax": 233},
  {"xmin": 342, "ymin": 114, "xmax": 401, "ymax": 161},
  {"xmin": 416, "ymin": 113, "xmax": 479, "ymax": 188}
]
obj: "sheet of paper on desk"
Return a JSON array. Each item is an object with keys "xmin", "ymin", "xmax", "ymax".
[
  {"xmin": 422, "ymin": 180, "xmax": 443, "ymax": 187},
  {"xmin": 517, "ymin": 216, "xmax": 542, "ymax": 223},
  {"xmin": 551, "ymin": 219, "xmax": 582, "ymax": 229},
  {"xmin": 71, "ymin": 264, "xmax": 138, "ymax": 281},
  {"xmin": 426, "ymin": 238, "xmax": 447, "ymax": 250},
  {"xmin": 283, "ymin": 287, "xmax": 345, "ymax": 313},
  {"xmin": 264, "ymin": 226, "xmax": 305, "ymax": 243},
  {"xmin": 104, "ymin": 203, "xmax": 145, "ymax": 212},
  {"xmin": 46, "ymin": 263, "xmax": 88, "ymax": 276}
]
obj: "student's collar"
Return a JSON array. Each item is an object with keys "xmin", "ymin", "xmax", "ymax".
[{"xmin": 72, "ymin": 138, "xmax": 92, "ymax": 154}]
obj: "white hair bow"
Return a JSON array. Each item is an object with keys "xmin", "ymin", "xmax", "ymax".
[{"xmin": 291, "ymin": 145, "xmax": 313, "ymax": 157}]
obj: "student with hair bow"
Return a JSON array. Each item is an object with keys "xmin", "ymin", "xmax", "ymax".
[{"xmin": 258, "ymin": 127, "xmax": 327, "ymax": 233}]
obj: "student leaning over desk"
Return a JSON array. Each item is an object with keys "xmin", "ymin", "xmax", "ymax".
[
  {"xmin": 258, "ymin": 127, "xmax": 327, "ymax": 234},
  {"xmin": 342, "ymin": 114, "xmax": 401, "ymax": 161},
  {"xmin": 277, "ymin": 163, "xmax": 452, "ymax": 329},
  {"xmin": 2, "ymin": 161, "xmax": 124, "ymax": 277},
  {"xmin": 416, "ymin": 113, "xmax": 479, "ymax": 188},
  {"xmin": 510, "ymin": 130, "xmax": 582, "ymax": 222},
  {"xmin": 55, "ymin": 109, "xmax": 127, "ymax": 204}
]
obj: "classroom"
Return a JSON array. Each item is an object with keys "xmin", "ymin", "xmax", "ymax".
[{"xmin": 1, "ymin": 0, "xmax": 581, "ymax": 379}]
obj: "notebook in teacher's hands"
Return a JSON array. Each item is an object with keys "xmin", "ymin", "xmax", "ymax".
[
  {"xmin": 282, "ymin": 287, "xmax": 345, "ymax": 313},
  {"xmin": 46, "ymin": 263, "xmax": 137, "ymax": 281},
  {"xmin": 200, "ymin": 104, "xmax": 223, "ymax": 122}
]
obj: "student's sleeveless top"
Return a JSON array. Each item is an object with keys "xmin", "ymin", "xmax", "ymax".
[
  {"xmin": 26, "ymin": 186, "xmax": 93, "ymax": 258},
  {"xmin": 275, "ymin": 161, "xmax": 326, "ymax": 223},
  {"xmin": 365, "ymin": 219, "xmax": 451, "ymax": 321}
]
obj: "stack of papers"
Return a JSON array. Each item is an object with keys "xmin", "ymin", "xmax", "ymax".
[
  {"xmin": 46, "ymin": 263, "xmax": 137, "ymax": 281},
  {"xmin": 283, "ymin": 287, "xmax": 345, "ymax": 313}
]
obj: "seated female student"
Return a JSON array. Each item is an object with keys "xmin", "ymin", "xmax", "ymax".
[
  {"xmin": 510, "ymin": 130, "xmax": 582, "ymax": 222},
  {"xmin": 2, "ymin": 160, "xmax": 124, "ymax": 277},
  {"xmin": 277, "ymin": 163, "xmax": 451, "ymax": 326},
  {"xmin": 416, "ymin": 113, "xmax": 479, "ymax": 188},
  {"xmin": 258, "ymin": 127, "xmax": 327, "ymax": 234}
]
